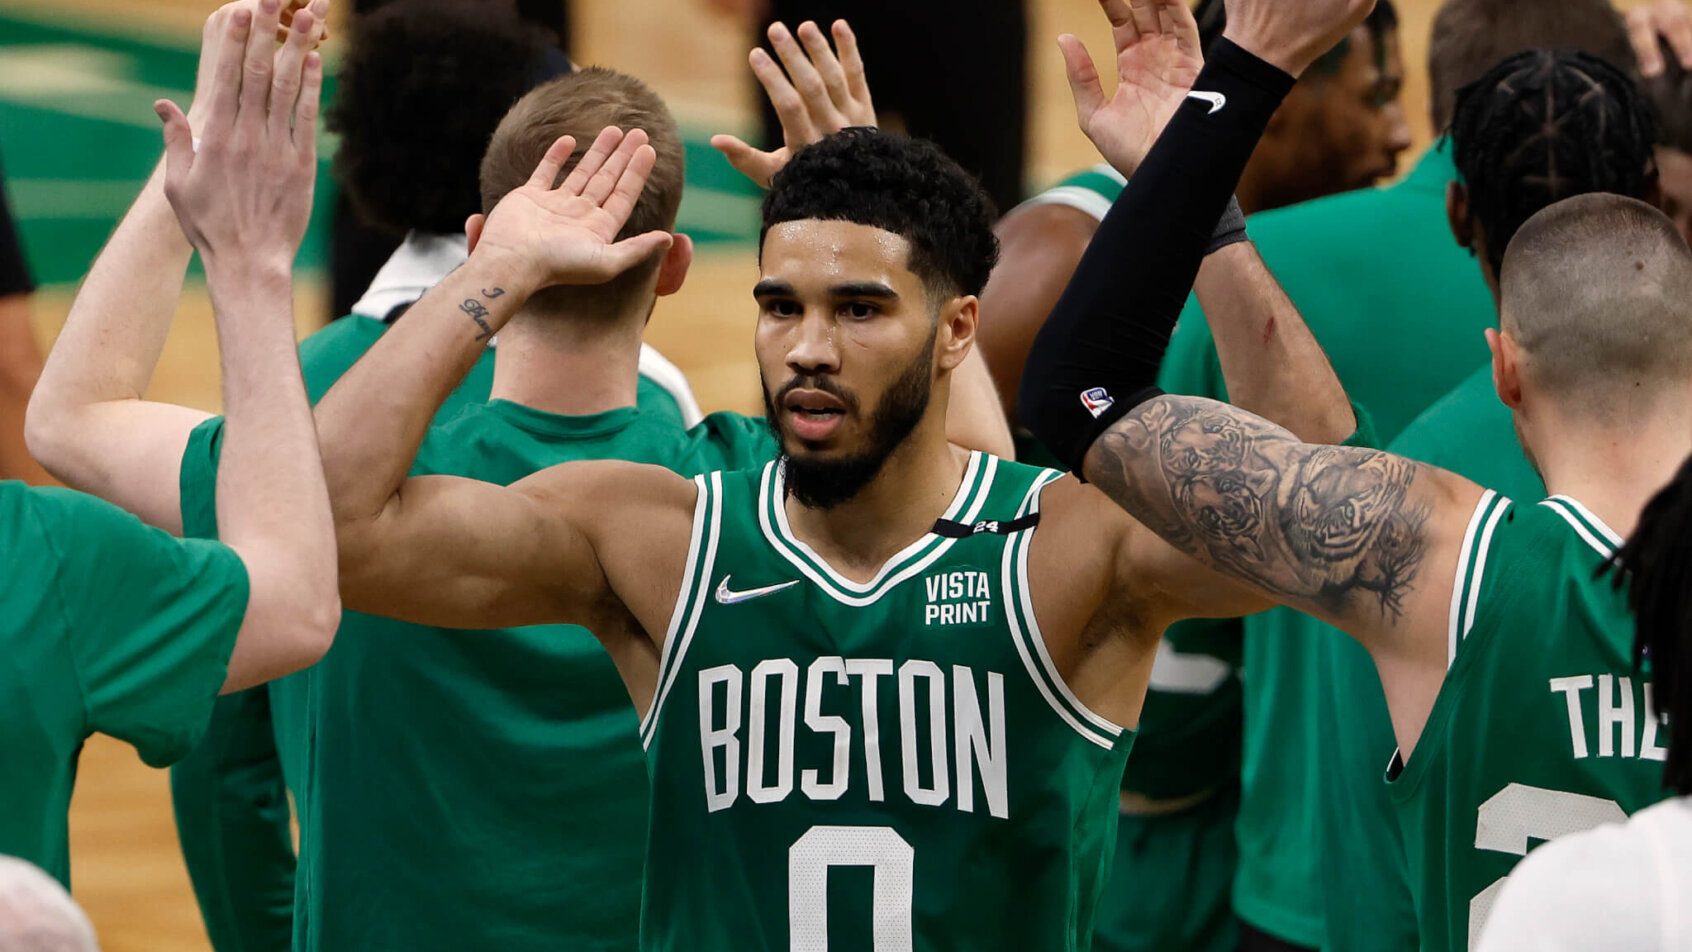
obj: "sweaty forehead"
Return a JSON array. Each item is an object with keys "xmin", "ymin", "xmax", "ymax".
[{"xmin": 759, "ymin": 220, "xmax": 921, "ymax": 292}]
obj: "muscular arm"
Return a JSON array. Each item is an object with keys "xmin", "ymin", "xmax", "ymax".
[
  {"xmin": 25, "ymin": 162, "xmax": 206, "ymax": 528},
  {"xmin": 981, "ymin": 203, "xmax": 1354, "ymax": 445},
  {"xmin": 1082, "ymin": 397, "xmax": 1479, "ymax": 731},
  {"xmin": 319, "ymin": 130, "xmax": 693, "ymax": 633},
  {"xmin": 1192, "ymin": 243, "xmax": 1354, "ymax": 442}
]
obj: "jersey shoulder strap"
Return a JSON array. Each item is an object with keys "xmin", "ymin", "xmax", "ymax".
[
  {"xmin": 1447, "ymin": 489, "xmax": 1514, "ymax": 663},
  {"xmin": 1016, "ymin": 164, "xmax": 1127, "ymax": 222}
]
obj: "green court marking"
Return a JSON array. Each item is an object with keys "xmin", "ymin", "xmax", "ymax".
[{"xmin": 0, "ymin": 7, "xmax": 760, "ymax": 288}]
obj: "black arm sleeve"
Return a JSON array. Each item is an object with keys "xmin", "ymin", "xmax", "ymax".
[{"xmin": 1017, "ymin": 40, "xmax": 1295, "ymax": 473}]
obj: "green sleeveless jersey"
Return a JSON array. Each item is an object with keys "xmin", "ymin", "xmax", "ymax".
[
  {"xmin": 1389, "ymin": 491, "xmax": 1671, "ymax": 952},
  {"xmin": 640, "ymin": 454, "xmax": 1135, "ymax": 951}
]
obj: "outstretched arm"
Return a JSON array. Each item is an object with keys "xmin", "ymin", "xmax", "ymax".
[
  {"xmin": 713, "ymin": 19, "xmax": 1013, "ymax": 456},
  {"xmin": 145, "ymin": 0, "xmax": 339, "ymax": 692},
  {"xmin": 26, "ymin": 0, "xmax": 324, "ymax": 531},
  {"xmin": 1054, "ymin": 0, "xmax": 1355, "ymax": 443},
  {"xmin": 317, "ymin": 127, "xmax": 692, "ymax": 630}
]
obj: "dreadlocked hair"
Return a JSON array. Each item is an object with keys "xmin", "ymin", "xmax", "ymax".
[
  {"xmin": 1608, "ymin": 453, "xmax": 1692, "ymax": 795},
  {"xmin": 1452, "ymin": 49, "xmax": 1658, "ymax": 276}
]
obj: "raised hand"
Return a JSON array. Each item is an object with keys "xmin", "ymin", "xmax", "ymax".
[
  {"xmin": 188, "ymin": 0, "xmax": 328, "ymax": 135},
  {"xmin": 155, "ymin": 0, "xmax": 324, "ymax": 269},
  {"xmin": 1222, "ymin": 0, "xmax": 1376, "ymax": 77},
  {"xmin": 1059, "ymin": 0, "xmax": 1204, "ymax": 179},
  {"xmin": 471, "ymin": 127, "xmax": 675, "ymax": 291},
  {"xmin": 1628, "ymin": 0, "xmax": 1692, "ymax": 77},
  {"xmin": 711, "ymin": 20, "xmax": 876, "ymax": 188}
]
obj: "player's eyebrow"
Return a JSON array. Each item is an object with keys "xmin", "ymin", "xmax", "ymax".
[
  {"xmin": 752, "ymin": 279, "xmax": 796, "ymax": 300},
  {"xmin": 828, "ymin": 282, "xmax": 900, "ymax": 302}
]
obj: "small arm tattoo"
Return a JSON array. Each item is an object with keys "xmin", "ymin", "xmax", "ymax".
[
  {"xmin": 460, "ymin": 296, "xmax": 495, "ymax": 340},
  {"xmin": 1086, "ymin": 395, "xmax": 1430, "ymax": 621}
]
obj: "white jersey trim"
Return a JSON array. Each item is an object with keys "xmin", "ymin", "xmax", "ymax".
[
  {"xmin": 758, "ymin": 453, "xmax": 997, "ymax": 607},
  {"xmin": 640, "ymin": 472, "xmax": 723, "ymax": 748},
  {"xmin": 637, "ymin": 344, "xmax": 704, "ymax": 428},
  {"xmin": 1541, "ymin": 495, "xmax": 1624, "ymax": 558},
  {"xmin": 1448, "ymin": 490, "xmax": 1508, "ymax": 666},
  {"xmin": 1002, "ymin": 469, "xmax": 1123, "ymax": 749},
  {"xmin": 1013, "ymin": 165, "xmax": 1126, "ymax": 223}
]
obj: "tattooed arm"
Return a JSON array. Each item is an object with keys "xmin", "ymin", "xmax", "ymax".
[{"xmin": 1086, "ymin": 394, "xmax": 1485, "ymax": 656}]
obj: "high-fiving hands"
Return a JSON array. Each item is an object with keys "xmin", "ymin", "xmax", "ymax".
[
  {"xmin": 712, "ymin": 20, "xmax": 876, "ymax": 189},
  {"xmin": 468, "ymin": 128, "xmax": 675, "ymax": 295},
  {"xmin": 155, "ymin": 0, "xmax": 324, "ymax": 271},
  {"xmin": 187, "ymin": 0, "xmax": 328, "ymax": 137},
  {"xmin": 1221, "ymin": 0, "xmax": 1377, "ymax": 77},
  {"xmin": 1060, "ymin": 0, "xmax": 1204, "ymax": 180}
]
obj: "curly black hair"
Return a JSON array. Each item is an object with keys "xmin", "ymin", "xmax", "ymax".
[
  {"xmin": 327, "ymin": 0, "xmax": 555, "ymax": 235},
  {"xmin": 1452, "ymin": 49, "xmax": 1658, "ymax": 276},
  {"xmin": 762, "ymin": 128, "xmax": 1000, "ymax": 300}
]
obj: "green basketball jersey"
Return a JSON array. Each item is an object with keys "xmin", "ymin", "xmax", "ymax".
[
  {"xmin": 640, "ymin": 455, "xmax": 1135, "ymax": 951},
  {"xmin": 1390, "ymin": 491, "xmax": 1672, "ymax": 952}
]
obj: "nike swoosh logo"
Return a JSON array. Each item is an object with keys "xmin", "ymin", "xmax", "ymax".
[
  {"xmin": 1186, "ymin": 90, "xmax": 1227, "ymax": 114},
  {"xmin": 714, "ymin": 576, "xmax": 800, "ymax": 605}
]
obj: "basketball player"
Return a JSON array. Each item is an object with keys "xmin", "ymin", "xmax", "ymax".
[
  {"xmin": 1328, "ymin": 43, "xmax": 1667, "ymax": 952},
  {"xmin": 1476, "ymin": 453, "xmax": 1692, "ymax": 952},
  {"xmin": 304, "ymin": 1, "xmax": 1376, "ymax": 946},
  {"xmin": 974, "ymin": 8, "xmax": 1403, "ymax": 952},
  {"xmin": 7, "ymin": 0, "xmax": 337, "ymax": 884},
  {"xmin": 31, "ymin": 16, "xmax": 1013, "ymax": 952},
  {"xmin": 1026, "ymin": 119, "xmax": 1691, "ymax": 952}
]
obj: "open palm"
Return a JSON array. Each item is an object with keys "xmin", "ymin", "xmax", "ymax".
[
  {"xmin": 475, "ymin": 127, "xmax": 674, "ymax": 290},
  {"xmin": 1061, "ymin": 0, "xmax": 1204, "ymax": 179}
]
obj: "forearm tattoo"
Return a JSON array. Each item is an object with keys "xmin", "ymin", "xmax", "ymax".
[
  {"xmin": 459, "ymin": 286, "xmax": 505, "ymax": 341},
  {"xmin": 1087, "ymin": 395, "xmax": 1429, "ymax": 620}
]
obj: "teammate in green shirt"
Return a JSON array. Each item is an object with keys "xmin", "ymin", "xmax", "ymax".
[
  {"xmin": 1030, "ymin": 138, "xmax": 1690, "ymax": 952},
  {"xmin": 1312, "ymin": 14, "xmax": 1679, "ymax": 949},
  {"xmin": 13, "ymin": 0, "xmax": 338, "ymax": 886},
  {"xmin": 305, "ymin": 3, "xmax": 1381, "ymax": 947},
  {"xmin": 1148, "ymin": 2, "xmax": 1658, "ymax": 947},
  {"xmin": 976, "ymin": 9, "xmax": 1407, "ymax": 947},
  {"xmin": 40, "ymin": 16, "xmax": 1016, "ymax": 950}
]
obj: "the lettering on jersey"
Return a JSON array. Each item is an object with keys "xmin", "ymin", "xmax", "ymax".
[
  {"xmin": 923, "ymin": 570, "xmax": 993, "ymax": 628},
  {"xmin": 698, "ymin": 657, "xmax": 1010, "ymax": 820},
  {"xmin": 1547, "ymin": 673, "xmax": 1668, "ymax": 762}
]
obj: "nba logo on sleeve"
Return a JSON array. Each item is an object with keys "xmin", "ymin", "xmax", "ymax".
[{"xmin": 1080, "ymin": 388, "xmax": 1115, "ymax": 418}]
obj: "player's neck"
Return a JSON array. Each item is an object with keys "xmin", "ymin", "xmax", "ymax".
[
  {"xmin": 487, "ymin": 310, "xmax": 642, "ymax": 417},
  {"xmin": 784, "ymin": 415, "xmax": 967, "ymax": 584},
  {"xmin": 1528, "ymin": 406, "xmax": 1692, "ymax": 538}
]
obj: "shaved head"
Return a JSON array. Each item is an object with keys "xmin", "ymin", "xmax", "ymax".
[
  {"xmin": 0, "ymin": 857, "xmax": 99, "ymax": 951},
  {"xmin": 1501, "ymin": 194, "xmax": 1692, "ymax": 414}
]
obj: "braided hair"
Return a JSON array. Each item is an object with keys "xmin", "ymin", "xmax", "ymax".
[
  {"xmin": 1452, "ymin": 49, "xmax": 1658, "ymax": 276},
  {"xmin": 1609, "ymin": 454, "xmax": 1692, "ymax": 795}
]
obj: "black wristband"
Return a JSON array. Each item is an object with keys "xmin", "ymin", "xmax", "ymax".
[
  {"xmin": 1018, "ymin": 40, "xmax": 1294, "ymax": 473},
  {"xmin": 1209, "ymin": 195, "xmax": 1249, "ymax": 254}
]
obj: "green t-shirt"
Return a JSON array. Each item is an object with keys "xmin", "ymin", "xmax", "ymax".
[
  {"xmin": 1158, "ymin": 146, "xmax": 1499, "ymax": 947},
  {"xmin": 1315, "ymin": 365, "xmax": 1545, "ymax": 952},
  {"xmin": 1389, "ymin": 493, "xmax": 1668, "ymax": 952},
  {"xmin": 2, "ymin": 482, "xmax": 249, "ymax": 885},
  {"xmin": 172, "ymin": 314, "xmax": 769, "ymax": 952}
]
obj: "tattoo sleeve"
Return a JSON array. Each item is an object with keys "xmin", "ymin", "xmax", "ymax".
[{"xmin": 1086, "ymin": 395, "xmax": 1430, "ymax": 621}]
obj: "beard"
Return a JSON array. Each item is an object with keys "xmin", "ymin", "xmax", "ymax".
[{"xmin": 763, "ymin": 333, "xmax": 936, "ymax": 511}]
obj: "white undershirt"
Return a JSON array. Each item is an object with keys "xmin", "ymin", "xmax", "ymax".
[{"xmin": 1477, "ymin": 796, "xmax": 1692, "ymax": 951}]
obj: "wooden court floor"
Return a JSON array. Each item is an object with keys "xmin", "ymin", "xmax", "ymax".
[{"xmin": 4, "ymin": 0, "xmax": 1646, "ymax": 947}]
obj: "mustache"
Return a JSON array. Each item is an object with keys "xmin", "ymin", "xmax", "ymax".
[{"xmin": 774, "ymin": 375, "xmax": 860, "ymax": 415}]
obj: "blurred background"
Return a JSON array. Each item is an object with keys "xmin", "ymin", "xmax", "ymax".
[{"xmin": 0, "ymin": 0, "xmax": 1616, "ymax": 946}]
